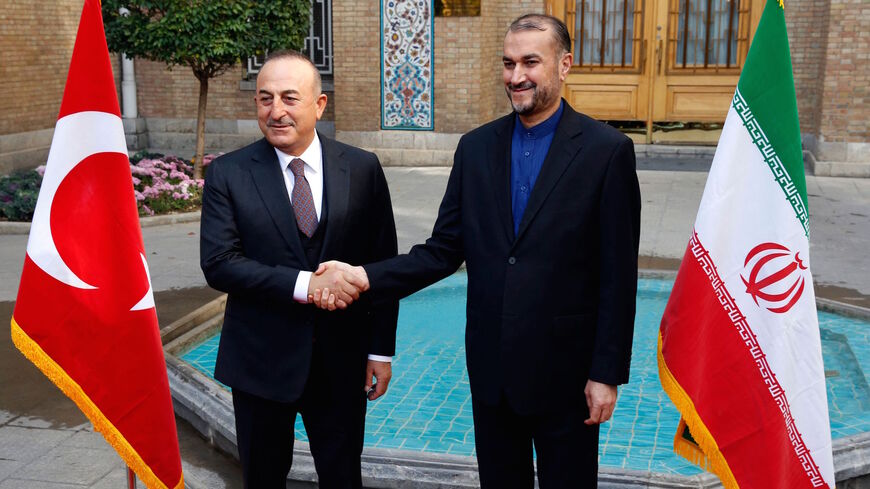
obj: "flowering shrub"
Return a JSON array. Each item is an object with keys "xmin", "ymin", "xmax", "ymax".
[
  {"xmin": 0, "ymin": 153, "xmax": 219, "ymax": 221},
  {"xmin": 130, "ymin": 154, "xmax": 211, "ymax": 216},
  {"xmin": 0, "ymin": 170, "xmax": 42, "ymax": 221}
]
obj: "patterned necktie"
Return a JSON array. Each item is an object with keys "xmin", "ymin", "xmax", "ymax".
[{"xmin": 289, "ymin": 158, "xmax": 318, "ymax": 237}]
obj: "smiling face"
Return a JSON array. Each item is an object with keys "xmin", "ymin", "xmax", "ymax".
[
  {"xmin": 502, "ymin": 28, "xmax": 572, "ymax": 126},
  {"xmin": 255, "ymin": 57, "xmax": 327, "ymax": 155}
]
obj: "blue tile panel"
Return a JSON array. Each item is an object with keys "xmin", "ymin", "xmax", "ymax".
[
  {"xmin": 380, "ymin": 0, "xmax": 434, "ymax": 130},
  {"xmin": 181, "ymin": 274, "xmax": 870, "ymax": 476}
]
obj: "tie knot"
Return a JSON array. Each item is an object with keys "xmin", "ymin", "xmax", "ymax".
[{"xmin": 289, "ymin": 158, "xmax": 305, "ymax": 178}]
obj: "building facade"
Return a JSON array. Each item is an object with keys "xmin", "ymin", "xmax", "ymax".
[{"xmin": 1, "ymin": 0, "xmax": 867, "ymax": 176}]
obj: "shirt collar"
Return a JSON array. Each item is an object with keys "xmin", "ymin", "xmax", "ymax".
[
  {"xmin": 515, "ymin": 100, "xmax": 564, "ymax": 139},
  {"xmin": 275, "ymin": 129, "xmax": 322, "ymax": 174}
]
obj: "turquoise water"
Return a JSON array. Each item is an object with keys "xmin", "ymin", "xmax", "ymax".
[{"xmin": 182, "ymin": 273, "xmax": 870, "ymax": 475}]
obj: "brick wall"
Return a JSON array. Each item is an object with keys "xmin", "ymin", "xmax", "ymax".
[
  {"xmin": 135, "ymin": 60, "xmax": 253, "ymax": 120},
  {"xmin": 433, "ymin": 16, "xmax": 488, "ymax": 133},
  {"xmin": 0, "ymin": 1, "xmax": 81, "ymax": 135},
  {"xmin": 134, "ymin": 59, "xmax": 335, "ymax": 123},
  {"xmin": 333, "ymin": 0, "xmax": 381, "ymax": 131},
  {"xmin": 785, "ymin": 0, "xmax": 830, "ymax": 139},
  {"xmin": 818, "ymin": 0, "xmax": 869, "ymax": 144},
  {"xmin": 334, "ymin": 0, "xmax": 547, "ymax": 134}
]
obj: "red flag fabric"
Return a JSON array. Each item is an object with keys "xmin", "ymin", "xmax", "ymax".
[{"xmin": 10, "ymin": 1, "xmax": 184, "ymax": 488}]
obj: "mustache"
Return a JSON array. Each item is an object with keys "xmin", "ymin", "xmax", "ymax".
[
  {"xmin": 508, "ymin": 82, "xmax": 535, "ymax": 91},
  {"xmin": 267, "ymin": 117, "xmax": 295, "ymax": 127}
]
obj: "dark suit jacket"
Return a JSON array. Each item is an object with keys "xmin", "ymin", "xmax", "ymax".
[
  {"xmin": 201, "ymin": 136, "xmax": 399, "ymax": 403},
  {"xmin": 365, "ymin": 102, "xmax": 641, "ymax": 415}
]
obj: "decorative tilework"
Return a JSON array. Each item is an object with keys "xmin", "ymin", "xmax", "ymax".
[
  {"xmin": 381, "ymin": 0, "xmax": 434, "ymax": 130},
  {"xmin": 180, "ymin": 274, "xmax": 870, "ymax": 476}
]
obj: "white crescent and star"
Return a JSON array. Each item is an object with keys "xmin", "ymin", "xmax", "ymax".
[{"xmin": 27, "ymin": 110, "xmax": 155, "ymax": 311}]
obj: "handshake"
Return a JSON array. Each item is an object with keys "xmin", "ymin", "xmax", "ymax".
[{"xmin": 306, "ymin": 261, "xmax": 370, "ymax": 310}]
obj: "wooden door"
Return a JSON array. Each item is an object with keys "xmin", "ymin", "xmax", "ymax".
[
  {"xmin": 549, "ymin": 0, "xmax": 652, "ymax": 121},
  {"xmin": 547, "ymin": 0, "xmax": 764, "ymax": 142},
  {"xmin": 651, "ymin": 0, "xmax": 761, "ymax": 123}
]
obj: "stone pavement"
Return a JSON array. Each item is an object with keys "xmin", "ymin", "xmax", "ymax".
[{"xmin": 0, "ymin": 167, "xmax": 868, "ymax": 488}]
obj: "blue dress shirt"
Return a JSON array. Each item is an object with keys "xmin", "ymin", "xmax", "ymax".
[{"xmin": 511, "ymin": 101, "xmax": 564, "ymax": 236}]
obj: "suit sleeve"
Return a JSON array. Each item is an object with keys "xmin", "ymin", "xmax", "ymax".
[
  {"xmin": 363, "ymin": 138, "xmax": 466, "ymax": 302},
  {"xmin": 200, "ymin": 159, "xmax": 300, "ymax": 302},
  {"xmin": 367, "ymin": 160, "xmax": 400, "ymax": 356},
  {"xmin": 588, "ymin": 138, "xmax": 641, "ymax": 385}
]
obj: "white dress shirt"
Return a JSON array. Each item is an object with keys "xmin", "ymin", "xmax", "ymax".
[{"xmin": 277, "ymin": 131, "xmax": 391, "ymax": 363}]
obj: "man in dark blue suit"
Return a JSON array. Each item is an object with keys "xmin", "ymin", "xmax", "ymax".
[
  {"xmin": 200, "ymin": 50, "xmax": 398, "ymax": 489},
  {"xmin": 316, "ymin": 14, "xmax": 640, "ymax": 488}
]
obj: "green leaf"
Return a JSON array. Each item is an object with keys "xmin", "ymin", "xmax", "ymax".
[{"xmin": 102, "ymin": 0, "xmax": 310, "ymax": 174}]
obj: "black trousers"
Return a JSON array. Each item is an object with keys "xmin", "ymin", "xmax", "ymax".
[
  {"xmin": 472, "ymin": 394, "xmax": 600, "ymax": 489},
  {"xmin": 232, "ymin": 348, "xmax": 367, "ymax": 489}
]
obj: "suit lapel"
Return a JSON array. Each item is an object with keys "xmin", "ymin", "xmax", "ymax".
[
  {"xmin": 247, "ymin": 139, "xmax": 307, "ymax": 261},
  {"xmin": 514, "ymin": 105, "xmax": 585, "ymax": 243},
  {"xmin": 491, "ymin": 115, "xmax": 515, "ymax": 243},
  {"xmin": 318, "ymin": 136, "xmax": 349, "ymax": 263}
]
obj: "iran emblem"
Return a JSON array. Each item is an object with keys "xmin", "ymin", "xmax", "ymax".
[{"xmin": 741, "ymin": 242, "xmax": 808, "ymax": 314}]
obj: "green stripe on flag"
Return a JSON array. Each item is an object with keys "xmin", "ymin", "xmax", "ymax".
[
  {"xmin": 733, "ymin": 89, "xmax": 810, "ymax": 236},
  {"xmin": 736, "ymin": 0, "xmax": 808, "ymax": 235}
]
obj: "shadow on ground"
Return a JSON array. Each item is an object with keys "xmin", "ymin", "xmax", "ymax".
[{"xmin": 1, "ymin": 288, "xmax": 244, "ymax": 488}]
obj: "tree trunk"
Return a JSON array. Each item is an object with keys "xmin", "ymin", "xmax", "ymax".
[{"xmin": 193, "ymin": 74, "xmax": 208, "ymax": 180}]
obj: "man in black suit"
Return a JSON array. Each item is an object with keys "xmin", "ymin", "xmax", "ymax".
[
  {"xmin": 314, "ymin": 14, "xmax": 640, "ymax": 488},
  {"xmin": 200, "ymin": 50, "xmax": 399, "ymax": 489}
]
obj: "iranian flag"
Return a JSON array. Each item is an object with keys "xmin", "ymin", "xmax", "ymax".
[
  {"xmin": 657, "ymin": 0, "xmax": 834, "ymax": 488},
  {"xmin": 10, "ymin": 1, "xmax": 183, "ymax": 487}
]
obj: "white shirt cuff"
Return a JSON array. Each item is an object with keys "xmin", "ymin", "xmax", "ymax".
[
  {"xmin": 293, "ymin": 271, "xmax": 312, "ymax": 303},
  {"xmin": 367, "ymin": 354, "xmax": 392, "ymax": 363}
]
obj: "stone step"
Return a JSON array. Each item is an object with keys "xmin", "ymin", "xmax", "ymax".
[{"xmin": 0, "ymin": 145, "xmax": 50, "ymax": 173}]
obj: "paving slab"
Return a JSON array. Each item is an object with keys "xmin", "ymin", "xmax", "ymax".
[
  {"xmin": 0, "ymin": 460, "xmax": 23, "ymax": 482},
  {"xmin": 0, "ymin": 411, "xmax": 14, "ymax": 426},
  {"xmin": 60, "ymin": 430, "xmax": 115, "ymax": 451},
  {"xmin": 0, "ymin": 234, "xmax": 26, "ymax": 301},
  {"xmin": 0, "ymin": 426, "xmax": 74, "ymax": 466},
  {"xmin": 90, "ymin": 468, "xmax": 145, "ymax": 489},
  {"xmin": 13, "ymin": 445, "xmax": 118, "ymax": 486},
  {"xmin": 0, "ymin": 480, "xmax": 83, "ymax": 489}
]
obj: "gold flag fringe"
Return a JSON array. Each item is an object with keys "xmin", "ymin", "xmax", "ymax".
[
  {"xmin": 673, "ymin": 418, "xmax": 709, "ymax": 467},
  {"xmin": 657, "ymin": 332, "xmax": 740, "ymax": 489},
  {"xmin": 11, "ymin": 317, "xmax": 183, "ymax": 489}
]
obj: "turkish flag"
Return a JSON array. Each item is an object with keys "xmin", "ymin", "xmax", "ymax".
[{"xmin": 10, "ymin": 1, "xmax": 184, "ymax": 488}]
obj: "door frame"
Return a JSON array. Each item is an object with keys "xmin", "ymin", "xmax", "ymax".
[{"xmin": 546, "ymin": 0, "xmax": 764, "ymax": 143}]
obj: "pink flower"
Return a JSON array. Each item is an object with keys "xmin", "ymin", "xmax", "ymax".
[{"xmin": 35, "ymin": 165, "xmax": 47, "ymax": 177}]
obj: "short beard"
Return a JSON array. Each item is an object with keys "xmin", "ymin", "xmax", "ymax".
[
  {"xmin": 506, "ymin": 83, "xmax": 534, "ymax": 115},
  {"xmin": 505, "ymin": 61, "xmax": 563, "ymax": 116},
  {"xmin": 505, "ymin": 80, "xmax": 558, "ymax": 116}
]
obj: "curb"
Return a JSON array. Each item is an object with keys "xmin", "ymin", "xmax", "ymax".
[{"xmin": 0, "ymin": 210, "xmax": 201, "ymax": 235}]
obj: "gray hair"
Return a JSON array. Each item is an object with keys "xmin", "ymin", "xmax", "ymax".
[{"xmin": 261, "ymin": 49, "xmax": 322, "ymax": 95}]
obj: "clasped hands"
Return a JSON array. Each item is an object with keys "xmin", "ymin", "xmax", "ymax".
[
  {"xmin": 306, "ymin": 260, "xmax": 369, "ymax": 310},
  {"xmin": 307, "ymin": 262, "xmax": 389, "ymax": 400}
]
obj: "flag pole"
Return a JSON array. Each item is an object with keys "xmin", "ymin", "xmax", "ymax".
[{"xmin": 127, "ymin": 467, "xmax": 136, "ymax": 489}]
